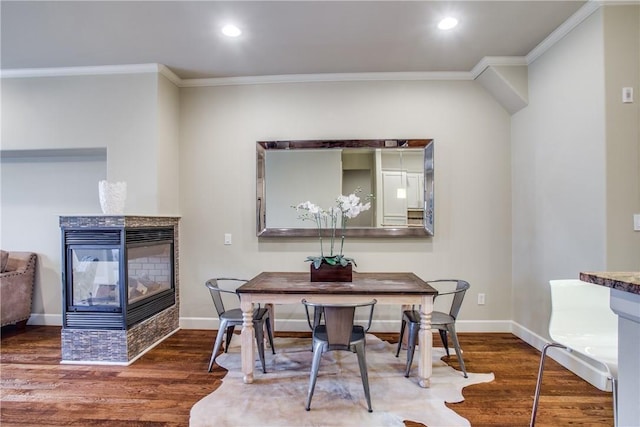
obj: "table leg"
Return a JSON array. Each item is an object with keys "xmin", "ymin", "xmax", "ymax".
[
  {"xmin": 240, "ymin": 298, "xmax": 255, "ymax": 384},
  {"xmin": 418, "ymin": 295, "xmax": 434, "ymax": 388}
]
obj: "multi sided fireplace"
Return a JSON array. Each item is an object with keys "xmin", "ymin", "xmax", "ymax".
[{"xmin": 60, "ymin": 216, "xmax": 180, "ymax": 364}]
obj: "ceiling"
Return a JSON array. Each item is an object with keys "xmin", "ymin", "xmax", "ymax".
[{"xmin": 1, "ymin": 1, "xmax": 588, "ymax": 80}]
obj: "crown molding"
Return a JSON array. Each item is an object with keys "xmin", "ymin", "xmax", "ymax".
[
  {"xmin": 0, "ymin": 63, "xmax": 164, "ymax": 79},
  {"xmin": 526, "ymin": 0, "xmax": 601, "ymax": 65},
  {"xmin": 470, "ymin": 56, "xmax": 528, "ymax": 80},
  {"xmin": 158, "ymin": 64, "xmax": 182, "ymax": 86},
  {"xmin": 179, "ymin": 71, "xmax": 473, "ymax": 87}
]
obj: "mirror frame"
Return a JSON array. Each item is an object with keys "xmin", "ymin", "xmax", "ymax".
[{"xmin": 257, "ymin": 139, "xmax": 434, "ymax": 238}]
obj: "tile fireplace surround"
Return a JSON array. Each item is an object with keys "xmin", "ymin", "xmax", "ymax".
[{"xmin": 59, "ymin": 215, "xmax": 180, "ymax": 365}]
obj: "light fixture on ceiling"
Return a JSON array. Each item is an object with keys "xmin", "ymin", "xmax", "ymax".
[
  {"xmin": 437, "ymin": 17, "xmax": 458, "ymax": 30},
  {"xmin": 221, "ymin": 24, "xmax": 242, "ymax": 37}
]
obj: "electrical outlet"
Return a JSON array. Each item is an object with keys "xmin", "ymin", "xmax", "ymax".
[{"xmin": 478, "ymin": 293, "xmax": 486, "ymax": 305}]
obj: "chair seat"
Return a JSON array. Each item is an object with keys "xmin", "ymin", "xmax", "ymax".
[
  {"xmin": 404, "ymin": 310, "xmax": 453, "ymax": 327},
  {"xmin": 313, "ymin": 324, "xmax": 366, "ymax": 344},
  {"xmin": 551, "ymin": 332, "xmax": 618, "ymax": 376}
]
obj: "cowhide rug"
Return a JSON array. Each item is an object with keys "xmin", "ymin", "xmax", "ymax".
[{"xmin": 190, "ymin": 335, "xmax": 494, "ymax": 427}]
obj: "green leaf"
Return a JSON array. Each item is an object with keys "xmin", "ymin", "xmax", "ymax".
[{"xmin": 324, "ymin": 256, "xmax": 337, "ymax": 265}]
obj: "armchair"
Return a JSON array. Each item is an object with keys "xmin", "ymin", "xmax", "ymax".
[{"xmin": 1, "ymin": 251, "xmax": 38, "ymax": 328}]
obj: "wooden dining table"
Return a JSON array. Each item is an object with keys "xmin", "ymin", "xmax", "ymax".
[{"xmin": 236, "ymin": 271, "xmax": 438, "ymax": 387}]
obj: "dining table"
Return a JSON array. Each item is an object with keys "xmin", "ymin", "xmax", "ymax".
[{"xmin": 235, "ymin": 271, "xmax": 438, "ymax": 388}]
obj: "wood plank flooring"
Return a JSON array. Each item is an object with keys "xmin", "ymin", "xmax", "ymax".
[{"xmin": 1, "ymin": 325, "xmax": 613, "ymax": 426}]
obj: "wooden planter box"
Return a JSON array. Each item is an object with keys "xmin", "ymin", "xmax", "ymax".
[{"xmin": 309, "ymin": 262, "xmax": 353, "ymax": 282}]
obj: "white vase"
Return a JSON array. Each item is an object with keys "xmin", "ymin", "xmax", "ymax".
[{"xmin": 98, "ymin": 180, "xmax": 127, "ymax": 214}]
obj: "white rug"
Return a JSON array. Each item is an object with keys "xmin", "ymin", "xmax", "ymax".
[{"xmin": 190, "ymin": 335, "xmax": 494, "ymax": 427}]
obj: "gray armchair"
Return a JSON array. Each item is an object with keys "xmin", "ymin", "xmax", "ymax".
[{"xmin": 1, "ymin": 251, "xmax": 38, "ymax": 328}]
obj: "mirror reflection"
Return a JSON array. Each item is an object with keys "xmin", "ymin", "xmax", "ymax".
[{"xmin": 257, "ymin": 139, "xmax": 434, "ymax": 238}]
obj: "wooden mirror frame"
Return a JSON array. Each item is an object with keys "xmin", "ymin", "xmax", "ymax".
[{"xmin": 256, "ymin": 139, "xmax": 434, "ymax": 238}]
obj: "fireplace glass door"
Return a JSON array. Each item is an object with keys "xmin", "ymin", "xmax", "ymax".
[
  {"xmin": 70, "ymin": 247, "xmax": 121, "ymax": 309},
  {"xmin": 127, "ymin": 243, "xmax": 172, "ymax": 305}
]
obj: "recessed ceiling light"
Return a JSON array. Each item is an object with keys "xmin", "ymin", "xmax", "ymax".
[
  {"xmin": 438, "ymin": 17, "xmax": 458, "ymax": 30},
  {"xmin": 221, "ymin": 24, "xmax": 242, "ymax": 37}
]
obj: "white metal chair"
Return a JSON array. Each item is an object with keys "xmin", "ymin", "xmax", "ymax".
[
  {"xmin": 302, "ymin": 299, "xmax": 377, "ymax": 412},
  {"xmin": 530, "ymin": 279, "xmax": 618, "ymax": 426}
]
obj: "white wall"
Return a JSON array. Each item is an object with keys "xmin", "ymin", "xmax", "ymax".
[
  {"xmin": 179, "ymin": 80, "xmax": 512, "ymax": 330},
  {"xmin": 512, "ymin": 10, "xmax": 607, "ymax": 338}
]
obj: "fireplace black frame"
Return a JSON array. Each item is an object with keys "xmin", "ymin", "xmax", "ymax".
[{"xmin": 62, "ymin": 226, "xmax": 176, "ymax": 330}]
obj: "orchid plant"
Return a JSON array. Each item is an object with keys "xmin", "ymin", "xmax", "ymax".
[{"xmin": 294, "ymin": 189, "xmax": 372, "ymax": 269}]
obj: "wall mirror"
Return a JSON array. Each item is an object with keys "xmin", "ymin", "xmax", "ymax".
[{"xmin": 257, "ymin": 139, "xmax": 434, "ymax": 237}]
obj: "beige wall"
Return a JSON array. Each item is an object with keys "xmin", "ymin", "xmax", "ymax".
[
  {"xmin": 156, "ymin": 74, "xmax": 181, "ymax": 216},
  {"xmin": 511, "ymin": 10, "xmax": 607, "ymax": 338},
  {"xmin": 511, "ymin": 5, "xmax": 640, "ymax": 342},
  {"xmin": 178, "ymin": 80, "xmax": 513, "ymax": 330},
  {"xmin": 603, "ymin": 5, "xmax": 640, "ymax": 271},
  {"xmin": 0, "ymin": 72, "xmax": 177, "ymax": 321},
  {"xmin": 1, "ymin": 73, "xmax": 161, "ymax": 213}
]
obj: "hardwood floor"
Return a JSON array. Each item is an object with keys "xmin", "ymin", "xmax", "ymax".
[{"xmin": 1, "ymin": 325, "xmax": 613, "ymax": 426}]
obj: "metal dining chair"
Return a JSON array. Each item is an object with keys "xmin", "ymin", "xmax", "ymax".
[
  {"xmin": 395, "ymin": 279, "xmax": 470, "ymax": 378},
  {"xmin": 205, "ymin": 278, "xmax": 275, "ymax": 373},
  {"xmin": 302, "ymin": 299, "xmax": 377, "ymax": 412},
  {"xmin": 530, "ymin": 279, "xmax": 618, "ymax": 426}
]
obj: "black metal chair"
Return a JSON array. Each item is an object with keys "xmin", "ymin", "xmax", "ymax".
[
  {"xmin": 302, "ymin": 299, "xmax": 377, "ymax": 412},
  {"xmin": 395, "ymin": 279, "xmax": 470, "ymax": 378},
  {"xmin": 205, "ymin": 278, "xmax": 275, "ymax": 373}
]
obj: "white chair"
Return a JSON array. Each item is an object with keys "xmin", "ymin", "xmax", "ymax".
[{"xmin": 530, "ymin": 279, "xmax": 618, "ymax": 426}]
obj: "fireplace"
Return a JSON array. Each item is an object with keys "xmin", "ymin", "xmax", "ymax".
[{"xmin": 60, "ymin": 216, "xmax": 180, "ymax": 364}]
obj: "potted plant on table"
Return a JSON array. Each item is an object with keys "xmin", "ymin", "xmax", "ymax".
[{"xmin": 294, "ymin": 189, "xmax": 372, "ymax": 282}]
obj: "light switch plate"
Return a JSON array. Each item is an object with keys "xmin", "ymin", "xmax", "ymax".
[{"xmin": 634, "ymin": 214, "xmax": 640, "ymax": 231}]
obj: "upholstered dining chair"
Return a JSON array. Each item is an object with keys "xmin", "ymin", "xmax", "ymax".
[
  {"xmin": 395, "ymin": 279, "xmax": 470, "ymax": 378},
  {"xmin": 530, "ymin": 279, "xmax": 618, "ymax": 427},
  {"xmin": 205, "ymin": 278, "xmax": 275, "ymax": 374},
  {"xmin": 302, "ymin": 299, "xmax": 377, "ymax": 412}
]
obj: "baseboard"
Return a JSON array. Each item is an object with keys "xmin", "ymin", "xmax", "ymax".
[
  {"xmin": 30, "ymin": 313, "xmax": 513, "ymax": 334},
  {"xmin": 511, "ymin": 321, "xmax": 612, "ymax": 391},
  {"xmin": 27, "ymin": 314, "xmax": 62, "ymax": 326}
]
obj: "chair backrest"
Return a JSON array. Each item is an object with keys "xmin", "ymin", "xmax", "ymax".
[
  {"xmin": 549, "ymin": 279, "xmax": 618, "ymax": 346},
  {"xmin": 431, "ymin": 279, "xmax": 470, "ymax": 320},
  {"xmin": 302, "ymin": 300, "xmax": 376, "ymax": 351},
  {"xmin": 205, "ymin": 278, "xmax": 246, "ymax": 317}
]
